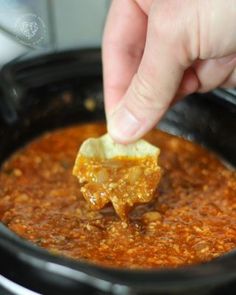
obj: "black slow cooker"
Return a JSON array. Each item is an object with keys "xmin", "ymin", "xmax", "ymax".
[{"xmin": 0, "ymin": 49, "xmax": 236, "ymax": 295}]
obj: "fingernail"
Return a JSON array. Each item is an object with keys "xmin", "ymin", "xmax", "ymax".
[{"xmin": 108, "ymin": 105, "xmax": 141, "ymax": 143}]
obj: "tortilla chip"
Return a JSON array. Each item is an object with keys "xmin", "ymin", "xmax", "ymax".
[{"xmin": 73, "ymin": 134, "xmax": 161, "ymax": 219}]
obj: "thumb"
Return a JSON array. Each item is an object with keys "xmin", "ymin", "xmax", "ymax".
[{"xmin": 107, "ymin": 1, "xmax": 196, "ymax": 144}]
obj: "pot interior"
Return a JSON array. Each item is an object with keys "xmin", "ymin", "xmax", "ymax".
[{"xmin": 0, "ymin": 50, "xmax": 236, "ymax": 295}]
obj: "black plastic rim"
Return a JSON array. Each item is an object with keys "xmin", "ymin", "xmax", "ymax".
[{"xmin": 0, "ymin": 49, "xmax": 236, "ymax": 294}]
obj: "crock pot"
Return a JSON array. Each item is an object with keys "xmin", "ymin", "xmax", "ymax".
[{"xmin": 0, "ymin": 49, "xmax": 236, "ymax": 295}]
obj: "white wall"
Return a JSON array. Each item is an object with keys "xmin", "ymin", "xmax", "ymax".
[
  {"xmin": 0, "ymin": 0, "xmax": 110, "ymax": 67},
  {"xmin": 52, "ymin": 0, "xmax": 109, "ymax": 50}
]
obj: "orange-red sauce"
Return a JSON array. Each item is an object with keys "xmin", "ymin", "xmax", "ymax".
[
  {"xmin": 74, "ymin": 155, "xmax": 161, "ymax": 219},
  {"xmin": 0, "ymin": 123, "xmax": 236, "ymax": 269}
]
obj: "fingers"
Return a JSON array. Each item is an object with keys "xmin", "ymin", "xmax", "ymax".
[
  {"xmin": 173, "ymin": 68, "xmax": 199, "ymax": 103},
  {"xmin": 221, "ymin": 67, "xmax": 236, "ymax": 88},
  {"xmin": 107, "ymin": 0, "xmax": 194, "ymax": 143},
  {"xmin": 194, "ymin": 54, "xmax": 236, "ymax": 92},
  {"xmin": 105, "ymin": 0, "xmax": 236, "ymax": 144},
  {"xmin": 102, "ymin": 0, "xmax": 147, "ymax": 115}
]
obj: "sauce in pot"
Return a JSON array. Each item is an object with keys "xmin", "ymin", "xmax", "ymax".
[
  {"xmin": 74, "ymin": 155, "xmax": 161, "ymax": 219},
  {"xmin": 0, "ymin": 123, "xmax": 235, "ymax": 269}
]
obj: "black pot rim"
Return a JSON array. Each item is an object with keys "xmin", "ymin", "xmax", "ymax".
[
  {"xmin": 0, "ymin": 48, "xmax": 236, "ymax": 294},
  {"xmin": 1, "ymin": 218, "xmax": 236, "ymax": 293}
]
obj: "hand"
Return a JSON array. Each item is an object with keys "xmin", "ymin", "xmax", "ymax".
[{"xmin": 103, "ymin": 0, "xmax": 236, "ymax": 143}]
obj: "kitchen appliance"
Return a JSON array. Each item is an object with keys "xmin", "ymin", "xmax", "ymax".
[{"xmin": 0, "ymin": 49, "xmax": 236, "ymax": 295}]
